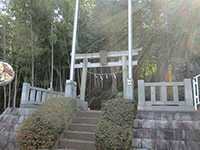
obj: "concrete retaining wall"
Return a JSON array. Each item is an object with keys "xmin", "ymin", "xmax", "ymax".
[
  {"xmin": 132, "ymin": 111, "xmax": 200, "ymax": 150},
  {"xmin": 0, "ymin": 108, "xmax": 36, "ymax": 150}
]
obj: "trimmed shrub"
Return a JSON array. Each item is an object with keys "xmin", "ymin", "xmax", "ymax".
[
  {"xmin": 96, "ymin": 98, "xmax": 136, "ymax": 150},
  {"xmin": 16, "ymin": 97, "xmax": 77, "ymax": 150}
]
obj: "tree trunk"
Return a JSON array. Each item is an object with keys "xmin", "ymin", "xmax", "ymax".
[
  {"xmin": 8, "ymin": 83, "xmax": 11, "ymax": 108},
  {"xmin": 77, "ymin": 69, "xmax": 81, "ymax": 94},
  {"xmin": 94, "ymin": 68, "xmax": 97, "ymax": 88},
  {"xmin": 50, "ymin": 24, "xmax": 54, "ymax": 90},
  {"xmin": 31, "ymin": 15, "xmax": 34, "ymax": 86},
  {"xmin": 59, "ymin": 67, "xmax": 63, "ymax": 92},
  {"xmin": 3, "ymin": 25, "xmax": 6, "ymax": 58},
  {"xmin": 3, "ymin": 86, "xmax": 7, "ymax": 109},
  {"xmin": 13, "ymin": 71, "xmax": 18, "ymax": 108}
]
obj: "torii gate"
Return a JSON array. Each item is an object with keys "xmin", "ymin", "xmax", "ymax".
[{"xmin": 65, "ymin": 0, "xmax": 137, "ymax": 103}]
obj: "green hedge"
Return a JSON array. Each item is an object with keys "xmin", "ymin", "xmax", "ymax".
[
  {"xmin": 96, "ymin": 98, "xmax": 136, "ymax": 150},
  {"xmin": 16, "ymin": 97, "xmax": 77, "ymax": 150}
]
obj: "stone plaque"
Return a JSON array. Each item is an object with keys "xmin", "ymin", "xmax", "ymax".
[
  {"xmin": 127, "ymin": 79, "xmax": 133, "ymax": 86},
  {"xmin": 100, "ymin": 51, "xmax": 108, "ymax": 66}
]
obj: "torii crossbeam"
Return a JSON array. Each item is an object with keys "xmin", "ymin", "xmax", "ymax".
[{"xmin": 74, "ymin": 49, "xmax": 141, "ymax": 69}]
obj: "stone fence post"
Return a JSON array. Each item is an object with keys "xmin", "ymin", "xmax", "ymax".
[
  {"xmin": 65, "ymin": 80, "xmax": 77, "ymax": 98},
  {"xmin": 138, "ymin": 80, "xmax": 145, "ymax": 110},
  {"xmin": 20, "ymin": 82, "xmax": 30, "ymax": 105},
  {"xmin": 184, "ymin": 79, "xmax": 193, "ymax": 107}
]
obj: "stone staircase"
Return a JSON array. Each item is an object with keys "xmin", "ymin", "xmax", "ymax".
[
  {"xmin": 132, "ymin": 111, "xmax": 200, "ymax": 150},
  {"xmin": 57, "ymin": 111, "xmax": 102, "ymax": 150}
]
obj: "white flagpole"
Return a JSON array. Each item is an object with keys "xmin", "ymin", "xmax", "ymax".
[
  {"xmin": 127, "ymin": 0, "xmax": 134, "ymax": 101},
  {"xmin": 128, "ymin": 0, "xmax": 133, "ymax": 80},
  {"xmin": 70, "ymin": 0, "xmax": 80, "ymax": 81}
]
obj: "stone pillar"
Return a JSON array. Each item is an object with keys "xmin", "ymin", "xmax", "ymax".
[
  {"xmin": 126, "ymin": 79, "xmax": 134, "ymax": 102},
  {"xmin": 65, "ymin": 80, "xmax": 77, "ymax": 98},
  {"xmin": 20, "ymin": 82, "xmax": 30, "ymax": 106},
  {"xmin": 161, "ymin": 84, "xmax": 167, "ymax": 104},
  {"xmin": 193, "ymin": 77, "xmax": 199, "ymax": 110},
  {"xmin": 184, "ymin": 79, "xmax": 193, "ymax": 107},
  {"xmin": 122, "ymin": 56, "xmax": 128, "ymax": 99},
  {"xmin": 138, "ymin": 80, "xmax": 145, "ymax": 110},
  {"xmin": 30, "ymin": 89, "xmax": 36, "ymax": 103},
  {"xmin": 80, "ymin": 59, "xmax": 88, "ymax": 101},
  {"xmin": 79, "ymin": 60, "xmax": 89, "ymax": 110}
]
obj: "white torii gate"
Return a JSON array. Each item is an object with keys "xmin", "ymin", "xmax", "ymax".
[
  {"xmin": 75, "ymin": 49, "xmax": 141, "ymax": 101},
  {"xmin": 65, "ymin": 0, "xmax": 136, "ymax": 102}
]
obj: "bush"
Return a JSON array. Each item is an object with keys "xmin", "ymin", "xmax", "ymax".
[
  {"xmin": 16, "ymin": 97, "xmax": 77, "ymax": 150},
  {"xmin": 96, "ymin": 98, "xmax": 136, "ymax": 150},
  {"xmin": 89, "ymin": 89, "xmax": 121, "ymax": 110}
]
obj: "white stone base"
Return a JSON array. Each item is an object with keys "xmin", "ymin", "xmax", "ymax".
[
  {"xmin": 65, "ymin": 80, "xmax": 77, "ymax": 98},
  {"xmin": 125, "ymin": 79, "xmax": 134, "ymax": 102}
]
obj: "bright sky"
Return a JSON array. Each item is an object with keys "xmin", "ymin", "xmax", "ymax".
[
  {"xmin": 0, "ymin": 2, "xmax": 3, "ymax": 9},
  {"xmin": 0, "ymin": 1, "xmax": 4, "ymax": 11},
  {"xmin": 0, "ymin": 0, "xmax": 8, "ymax": 11}
]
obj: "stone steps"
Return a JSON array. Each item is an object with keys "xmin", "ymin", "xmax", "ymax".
[
  {"xmin": 64, "ymin": 131, "xmax": 95, "ymax": 141},
  {"xmin": 57, "ymin": 111, "xmax": 101, "ymax": 150},
  {"xmin": 76, "ymin": 111, "xmax": 102, "ymax": 118},
  {"xmin": 59, "ymin": 139, "xmax": 95, "ymax": 150},
  {"xmin": 69, "ymin": 123, "xmax": 97, "ymax": 132},
  {"xmin": 72, "ymin": 117, "xmax": 98, "ymax": 124},
  {"xmin": 133, "ymin": 111, "xmax": 200, "ymax": 150}
]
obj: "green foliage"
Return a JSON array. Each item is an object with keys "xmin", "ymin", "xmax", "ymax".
[
  {"xmin": 139, "ymin": 60, "xmax": 158, "ymax": 80},
  {"xmin": 96, "ymin": 98, "xmax": 136, "ymax": 150},
  {"xmin": 16, "ymin": 97, "xmax": 77, "ymax": 150},
  {"xmin": 89, "ymin": 89, "xmax": 121, "ymax": 110}
]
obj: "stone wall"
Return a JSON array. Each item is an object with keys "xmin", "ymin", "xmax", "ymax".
[
  {"xmin": 0, "ymin": 108, "xmax": 36, "ymax": 150},
  {"xmin": 132, "ymin": 111, "xmax": 200, "ymax": 150}
]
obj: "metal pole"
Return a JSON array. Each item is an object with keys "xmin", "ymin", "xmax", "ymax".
[
  {"xmin": 128, "ymin": 0, "xmax": 133, "ymax": 79},
  {"xmin": 126, "ymin": 0, "xmax": 134, "ymax": 101},
  {"xmin": 70, "ymin": 0, "xmax": 80, "ymax": 81}
]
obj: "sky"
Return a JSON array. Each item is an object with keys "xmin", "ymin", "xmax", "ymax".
[
  {"xmin": 0, "ymin": 0, "xmax": 8, "ymax": 11},
  {"xmin": 0, "ymin": 2, "xmax": 3, "ymax": 10},
  {"xmin": 0, "ymin": 2, "xmax": 4, "ymax": 11}
]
